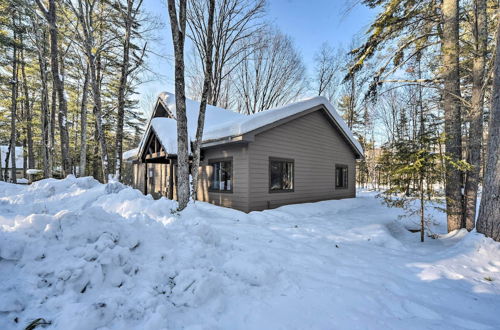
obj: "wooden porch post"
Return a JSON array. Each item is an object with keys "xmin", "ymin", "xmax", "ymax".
[
  {"xmin": 144, "ymin": 162, "xmax": 148, "ymax": 195},
  {"xmin": 168, "ymin": 159, "xmax": 174, "ymax": 200}
]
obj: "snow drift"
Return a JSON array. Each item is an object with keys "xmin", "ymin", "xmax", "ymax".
[{"xmin": 0, "ymin": 177, "xmax": 499, "ymax": 329}]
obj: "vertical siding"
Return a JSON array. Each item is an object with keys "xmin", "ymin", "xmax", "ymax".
[
  {"xmin": 132, "ymin": 108, "xmax": 358, "ymax": 212},
  {"xmin": 145, "ymin": 163, "xmax": 168, "ymax": 199},
  {"xmin": 248, "ymin": 110, "xmax": 357, "ymax": 211},
  {"xmin": 197, "ymin": 144, "xmax": 250, "ymax": 212},
  {"xmin": 122, "ymin": 162, "xmax": 134, "ymax": 186},
  {"xmin": 133, "ymin": 163, "xmax": 145, "ymax": 193}
]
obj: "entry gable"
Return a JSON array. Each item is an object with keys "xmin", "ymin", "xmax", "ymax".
[{"xmin": 242, "ymin": 106, "xmax": 363, "ymax": 159}]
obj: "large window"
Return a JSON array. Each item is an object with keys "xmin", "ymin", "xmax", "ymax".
[
  {"xmin": 269, "ymin": 158, "xmax": 294, "ymax": 192},
  {"xmin": 210, "ymin": 159, "xmax": 232, "ymax": 192},
  {"xmin": 335, "ymin": 164, "xmax": 348, "ymax": 189}
]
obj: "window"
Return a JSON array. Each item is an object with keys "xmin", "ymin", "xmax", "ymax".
[
  {"xmin": 209, "ymin": 159, "xmax": 232, "ymax": 192},
  {"xmin": 269, "ymin": 158, "xmax": 294, "ymax": 192},
  {"xmin": 335, "ymin": 165, "xmax": 348, "ymax": 189}
]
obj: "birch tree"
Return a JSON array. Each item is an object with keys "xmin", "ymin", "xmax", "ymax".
[
  {"xmin": 35, "ymin": 0, "xmax": 72, "ymax": 177},
  {"xmin": 79, "ymin": 63, "xmax": 89, "ymax": 177},
  {"xmin": 69, "ymin": 0, "xmax": 111, "ymax": 182},
  {"xmin": 8, "ymin": 10, "xmax": 17, "ymax": 183},
  {"xmin": 33, "ymin": 18, "xmax": 52, "ymax": 178},
  {"xmin": 114, "ymin": 0, "xmax": 146, "ymax": 181},
  {"xmin": 167, "ymin": 0, "xmax": 190, "ymax": 210},
  {"xmin": 191, "ymin": 0, "xmax": 215, "ymax": 201}
]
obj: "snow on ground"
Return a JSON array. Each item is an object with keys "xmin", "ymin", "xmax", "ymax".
[{"xmin": 0, "ymin": 177, "xmax": 499, "ymax": 330}]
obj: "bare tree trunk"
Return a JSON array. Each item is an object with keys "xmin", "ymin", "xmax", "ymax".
[
  {"xmin": 167, "ymin": 0, "xmax": 190, "ymax": 210},
  {"xmin": 79, "ymin": 64, "xmax": 90, "ymax": 177},
  {"xmin": 348, "ymin": 74, "xmax": 356, "ymax": 129},
  {"xmin": 50, "ymin": 83, "xmax": 56, "ymax": 174},
  {"xmin": 93, "ymin": 128, "xmax": 100, "ymax": 181},
  {"xmin": 36, "ymin": 0, "xmax": 71, "ymax": 177},
  {"xmin": 90, "ymin": 57, "xmax": 109, "ymax": 182},
  {"xmin": 71, "ymin": 0, "xmax": 110, "ymax": 182},
  {"xmin": 420, "ymin": 170, "xmax": 425, "ymax": 242},
  {"xmin": 3, "ymin": 146, "xmax": 11, "ymax": 182},
  {"xmin": 476, "ymin": 16, "xmax": 500, "ymax": 242},
  {"xmin": 8, "ymin": 14, "xmax": 18, "ymax": 183},
  {"xmin": 191, "ymin": 0, "xmax": 215, "ymax": 201},
  {"xmin": 20, "ymin": 40, "xmax": 34, "ymax": 171},
  {"xmin": 464, "ymin": 0, "xmax": 487, "ymax": 231},
  {"xmin": 442, "ymin": 0, "xmax": 463, "ymax": 232},
  {"xmin": 35, "ymin": 24, "xmax": 52, "ymax": 178},
  {"xmin": 115, "ymin": 0, "xmax": 133, "ymax": 181}
]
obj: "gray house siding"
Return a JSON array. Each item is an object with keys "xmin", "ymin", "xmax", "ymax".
[
  {"xmin": 132, "ymin": 107, "xmax": 358, "ymax": 212},
  {"xmin": 198, "ymin": 143, "xmax": 251, "ymax": 212},
  {"xmin": 247, "ymin": 110, "xmax": 357, "ymax": 211},
  {"xmin": 133, "ymin": 163, "xmax": 145, "ymax": 194}
]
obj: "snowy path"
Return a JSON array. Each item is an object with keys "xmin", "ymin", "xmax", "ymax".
[{"xmin": 0, "ymin": 177, "xmax": 499, "ymax": 329}]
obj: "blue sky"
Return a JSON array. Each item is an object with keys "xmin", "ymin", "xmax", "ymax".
[{"xmin": 138, "ymin": 0, "xmax": 377, "ymax": 113}]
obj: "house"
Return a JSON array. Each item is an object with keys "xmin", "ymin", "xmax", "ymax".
[
  {"xmin": 128, "ymin": 92, "xmax": 363, "ymax": 212},
  {"xmin": 0, "ymin": 146, "xmax": 25, "ymax": 181}
]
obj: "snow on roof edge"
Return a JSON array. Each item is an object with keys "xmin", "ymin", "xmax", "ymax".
[
  {"xmin": 203, "ymin": 96, "xmax": 364, "ymax": 157},
  {"xmin": 123, "ymin": 148, "xmax": 139, "ymax": 161},
  {"xmin": 139, "ymin": 93, "xmax": 364, "ymax": 158}
]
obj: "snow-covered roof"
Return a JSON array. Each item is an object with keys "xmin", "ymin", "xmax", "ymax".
[
  {"xmin": 138, "ymin": 92, "xmax": 244, "ymax": 156},
  {"xmin": 0, "ymin": 146, "xmax": 23, "ymax": 169},
  {"xmin": 123, "ymin": 148, "xmax": 139, "ymax": 161},
  {"xmin": 203, "ymin": 96, "xmax": 364, "ymax": 156},
  {"xmin": 138, "ymin": 92, "xmax": 363, "ymax": 158},
  {"xmin": 150, "ymin": 117, "xmax": 183, "ymax": 153},
  {"xmin": 158, "ymin": 92, "xmax": 245, "ymax": 134}
]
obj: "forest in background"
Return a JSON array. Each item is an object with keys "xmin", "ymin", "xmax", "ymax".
[{"xmin": 0, "ymin": 0, "xmax": 499, "ymax": 239}]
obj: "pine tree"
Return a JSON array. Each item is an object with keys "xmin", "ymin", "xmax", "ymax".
[{"xmin": 476, "ymin": 14, "xmax": 500, "ymax": 241}]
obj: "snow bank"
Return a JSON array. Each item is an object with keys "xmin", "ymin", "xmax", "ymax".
[{"xmin": 0, "ymin": 179, "xmax": 499, "ymax": 329}]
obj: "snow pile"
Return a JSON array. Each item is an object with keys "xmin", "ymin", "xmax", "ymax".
[{"xmin": 1, "ymin": 177, "xmax": 499, "ymax": 329}]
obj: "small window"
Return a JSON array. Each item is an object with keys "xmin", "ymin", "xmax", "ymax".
[
  {"xmin": 335, "ymin": 165, "xmax": 348, "ymax": 189},
  {"xmin": 269, "ymin": 158, "xmax": 294, "ymax": 192},
  {"xmin": 210, "ymin": 159, "xmax": 232, "ymax": 192}
]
